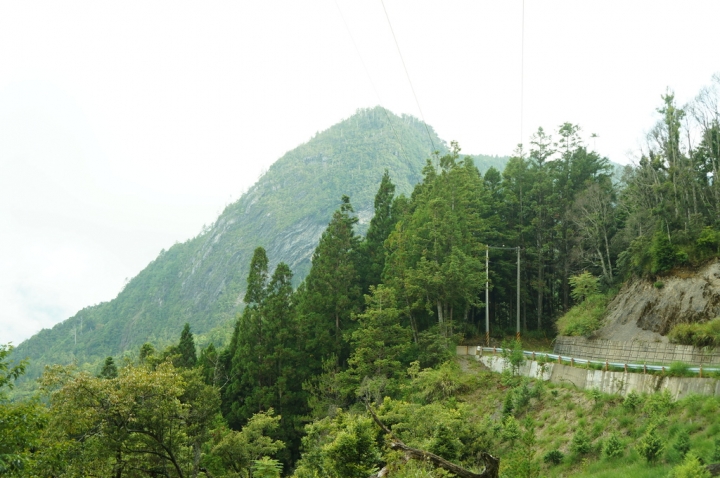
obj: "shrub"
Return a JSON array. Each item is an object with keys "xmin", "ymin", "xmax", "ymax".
[
  {"xmin": 651, "ymin": 230, "xmax": 677, "ymax": 274},
  {"xmin": 668, "ymin": 318, "xmax": 720, "ymax": 348},
  {"xmin": 713, "ymin": 437, "xmax": 720, "ymax": 463},
  {"xmin": 589, "ymin": 388, "xmax": 603, "ymax": 406},
  {"xmin": 623, "ymin": 391, "xmax": 641, "ymax": 411},
  {"xmin": 556, "ymin": 294, "xmax": 609, "ymax": 337},
  {"xmin": 502, "ymin": 415, "xmax": 521, "ymax": 446},
  {"xmin": 636, "ymin": 425, "xmax": 664, "ymax": 463},
  {"xmin": 501, "ymin": 339, "xmax": 526, "ymax": 375},
  {"xmin": 654, "ymin": 281, "xmax": 665, "ymax": 289},
  {"xmin": 502, "ymin": 391, "xmax": 515, "ymax": 417},
  {"xmin": 669, "ymin": 452, "xmax": 711, "ymax": 478},
  {"xmin": 429, "ymin": 424, "xmax": 461, "ymax": 461},
  {"xmin": 673, "ymin": 429, "xmax": 691, "ymax": 458},
  {"xmin": 603, "ymin": 433, "xmax": 624, "ymax": 458},
  {"xmin": 644, "ymin": 390, "xmax": 674, "ymax": 416},
  {"xmin": 513, "ymin": 380, "xmax": 532, "ymax": 411},
  {"xmin": 413, "ymin": 361, "xmax": 475, "ymax": 402},
  {"xmin": 571, "ymin": 429, "xmax": 591, "ymax": 455},
  {"xmin": 543, "ymin": 449, "xmax": 564, "ymax": 465}
]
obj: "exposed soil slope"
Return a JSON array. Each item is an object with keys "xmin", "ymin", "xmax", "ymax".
[{"xmin": 595, "ymin": 260, "xmax": 720, "ymax": 342}]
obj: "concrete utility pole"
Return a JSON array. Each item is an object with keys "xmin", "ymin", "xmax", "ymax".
[
  {"xmin": 517, "ymin": 246, "xmax": 521, "ymax": 340},
  {"xmin": 485, "ymin": 245, "xmax": 490, "ymax": 347}
]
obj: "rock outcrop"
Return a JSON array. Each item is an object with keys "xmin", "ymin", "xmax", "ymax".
[{"xmin": 595, "ymin": 261, "xmax": 720, "ymax": 342}]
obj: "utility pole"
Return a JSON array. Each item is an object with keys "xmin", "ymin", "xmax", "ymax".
[
  {"xmin": 485, "ymin": 245, "xmax": 490, "ymax": 346},
  {"xmin": 517, "ymin": 246, "xmax": 521, "ymax": 340}
]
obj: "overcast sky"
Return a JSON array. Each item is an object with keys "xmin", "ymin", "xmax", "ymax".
[{"xmin": 1, "ymin": 1, "xmax": 719, "ymax": 345}]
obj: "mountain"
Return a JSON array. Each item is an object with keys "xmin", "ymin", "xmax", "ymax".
[{"xmin": 13, "ymin": 107, "xmax": 508, "ymax": 381}]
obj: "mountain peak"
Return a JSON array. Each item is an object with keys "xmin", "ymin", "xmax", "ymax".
[{"xmin": 13, "ymin": 109, "xmax": 505, "ymax": 384}]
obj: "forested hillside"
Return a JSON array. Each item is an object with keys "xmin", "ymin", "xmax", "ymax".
[
  {"xmin": 4, "ymin": 77, "xmax": 720, "ymax": 477},
  {"xmin": 13, "ymin": 107, "xmax": 507, "ymax": 383}
]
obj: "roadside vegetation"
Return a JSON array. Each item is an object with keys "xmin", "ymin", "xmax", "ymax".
[{"xmin": 669, "ymin": 318, "xmax": 720, "ymax": 348}]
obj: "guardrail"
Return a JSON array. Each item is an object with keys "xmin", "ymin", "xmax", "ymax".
[{"xmin": 477, "ymin": 346, "xmax": 720, "ymax": 377}]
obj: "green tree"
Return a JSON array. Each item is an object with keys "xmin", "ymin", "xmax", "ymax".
[
  {"xmin": 385, "ymin": 144, "xmax": 487, "ymax": 339},
  {"xmin": 358, "ymin": 170, "xmax": 397, "ymax": 295},
  {"xmin": 139, "ymin": 342, "xmax": 156, "ymax": 364},
  {"xmin": 245, "ymin": 246, "xmax": 270, "ymax": 307},
  {"xmin": 674, "ymin": 429, "xmax": 691, "ymax": 458},
  {"xmin": 429, "ymin": 423, "xmax": 461, "ymax": 461},
  {"xmin": 569, "ymin": 271, "xmax": 600, "ymax": 303},
  {"xmin": 651, "ymin": 229, "xmax": 677, "ymax": 273},
  {"xmin": 297, "ymin": 195, "xmax": 362, "ymax": 368},
  {"xmin": 637, "ymin": 424, "xmax": 664, "ymax": 463},
  {"xmin": 206, "ymin": 409, "xmax": 285, "ymax": 477},
  {"xmin": 252, "ymin": 456, "xmax": 283, "ymax": 478},
  {"xmin": 98, "ymin": 356, "xmax": 118, "ymax": 379},
  {"xmin": 502, "ymin": 415, "xmax": 521, "ymax": 447},
  {"xmin": 0, "ymin": 344, "xmax": 44, "ymax": 476},
  {"xmin": 571, "ymin": 429, "xmax": 591, "ymax": 455},
  {"xmin": 197, "ymin": 343, "xmax": 223, "ymax": 387},
  {"xmin": 293, "ymin": 412, "xmax": 380, "ymax": 478},
  {"xmin": 176, "ymin": 323, "xmax": 197, "ymax": 368},
  {"xmin": 345, "ymin": 285, "xmax": 412, "ymax": 399},
  {"xmin": 223, "ymin": 256, "xmax": 304, "ymax": 463},
  {"xmin": 603, "ymin": 432, "xmax": 624, "ymax": 458},
  {"xmin": 36, "ymin": 360, "xmax": 219, "ymax": 477},
  {"xmin": 670, "ymin": 452, "xmax": 711, "ymax": 478}
]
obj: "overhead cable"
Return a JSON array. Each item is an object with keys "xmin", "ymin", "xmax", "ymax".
[
  {"xmin": 379, "ymin": 0, "xmax": 436, "ymax": 153},
  {"xmin": 333, "ymin": 0, "xmax": 413, "ymax": 167},
  {"xmin": 520, "ymin": 0, "xmax": 525, "ymax": 149}
]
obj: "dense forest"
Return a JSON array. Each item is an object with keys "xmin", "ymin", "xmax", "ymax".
[{"xmin": 3, "ymin": 76, "xmax": 720, "ymax": 477}]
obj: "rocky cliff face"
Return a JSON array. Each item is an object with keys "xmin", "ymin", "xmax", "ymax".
[{"xmin": 595, "ymin": 261, "xmax": 720, "ymax": 342}]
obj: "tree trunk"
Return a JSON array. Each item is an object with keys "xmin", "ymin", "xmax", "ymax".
[
  {"xmin": 603, "ymin": 228, "xmax": 613, "ymax": 280},
  {"xmin": 537, "ymin": 253, "xmax": 544, "ymax": 331}
]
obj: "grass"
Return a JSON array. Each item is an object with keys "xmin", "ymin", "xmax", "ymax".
[
  {"xmin": 668, "ymin": 317, "xmax": 720, "ymax": 347},
  {"xmin": 452, "ymin": 357, "xmax": 720, "ymax": 477}
]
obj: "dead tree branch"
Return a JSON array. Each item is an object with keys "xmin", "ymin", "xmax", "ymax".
[{"xmin": 365, "ymin": 402, "xmax": 499, "ymax": 478}]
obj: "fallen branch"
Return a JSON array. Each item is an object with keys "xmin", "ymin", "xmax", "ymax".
[{"xmin": 365, "ymin": 402, "xmax": 499, "ymax": 478}]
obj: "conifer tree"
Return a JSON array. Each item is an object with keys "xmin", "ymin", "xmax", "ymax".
[
  {"xmin": 176, "ymin": 323, "xmax": 197, "ymax": 368},
  {"xmin": 385, "ymin": 144, "xmax": 487, "ymax": 339},
  {"xmin": 224, "ymin": 258, "xmax": 306, "ymax": 464},
  {"xmin": 245, "ymin": 247, "xmax": 270, "ymax": 307},
  {"xmin": 297, "ymin": 195, "xmax": 361, "ymax": 368},
  {"xmin": 358, "ymin": 170, "xmax": 396, "ymax": 294},
  {"xmin": 98, "ymin": 356, "xmax": 118, "ymax": 379}
]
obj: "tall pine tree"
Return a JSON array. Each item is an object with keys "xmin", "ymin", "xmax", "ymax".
[
  {"xmin": 358, "ymin": 170, "xmax": 397, "ymax": 295},
  {"xmin": 176, "ymin": 323, "xmax": 197, "ymax": 368},
  {"xmin": 296, "ymin": 195, "xmax": 362, "ymax": 371}
]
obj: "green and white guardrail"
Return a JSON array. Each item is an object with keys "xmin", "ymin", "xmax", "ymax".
[{"xmin": 476, "ymin": 346, "xmax": 720, "ymax": 376}]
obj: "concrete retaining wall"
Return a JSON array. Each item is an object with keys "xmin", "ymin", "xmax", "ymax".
[
  {"xmin": 477, "ymin": 355, "xmax": 720, "ymax": 400},
  {"xmin": 553, "ymin": 336, "xmax": 720, "ymax": 365}
]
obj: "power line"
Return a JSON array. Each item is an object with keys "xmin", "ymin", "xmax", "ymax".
[
  {"xmin": 520, "ymin": 0, "xmax": 525, "ymax": 149},
  {"xmin": 379, "ymin": 0, "xmax": 436, "ymax": 153},
  {"xmin": 333, "ymin": 0, "xmax": 413, "ymax": 167}
]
